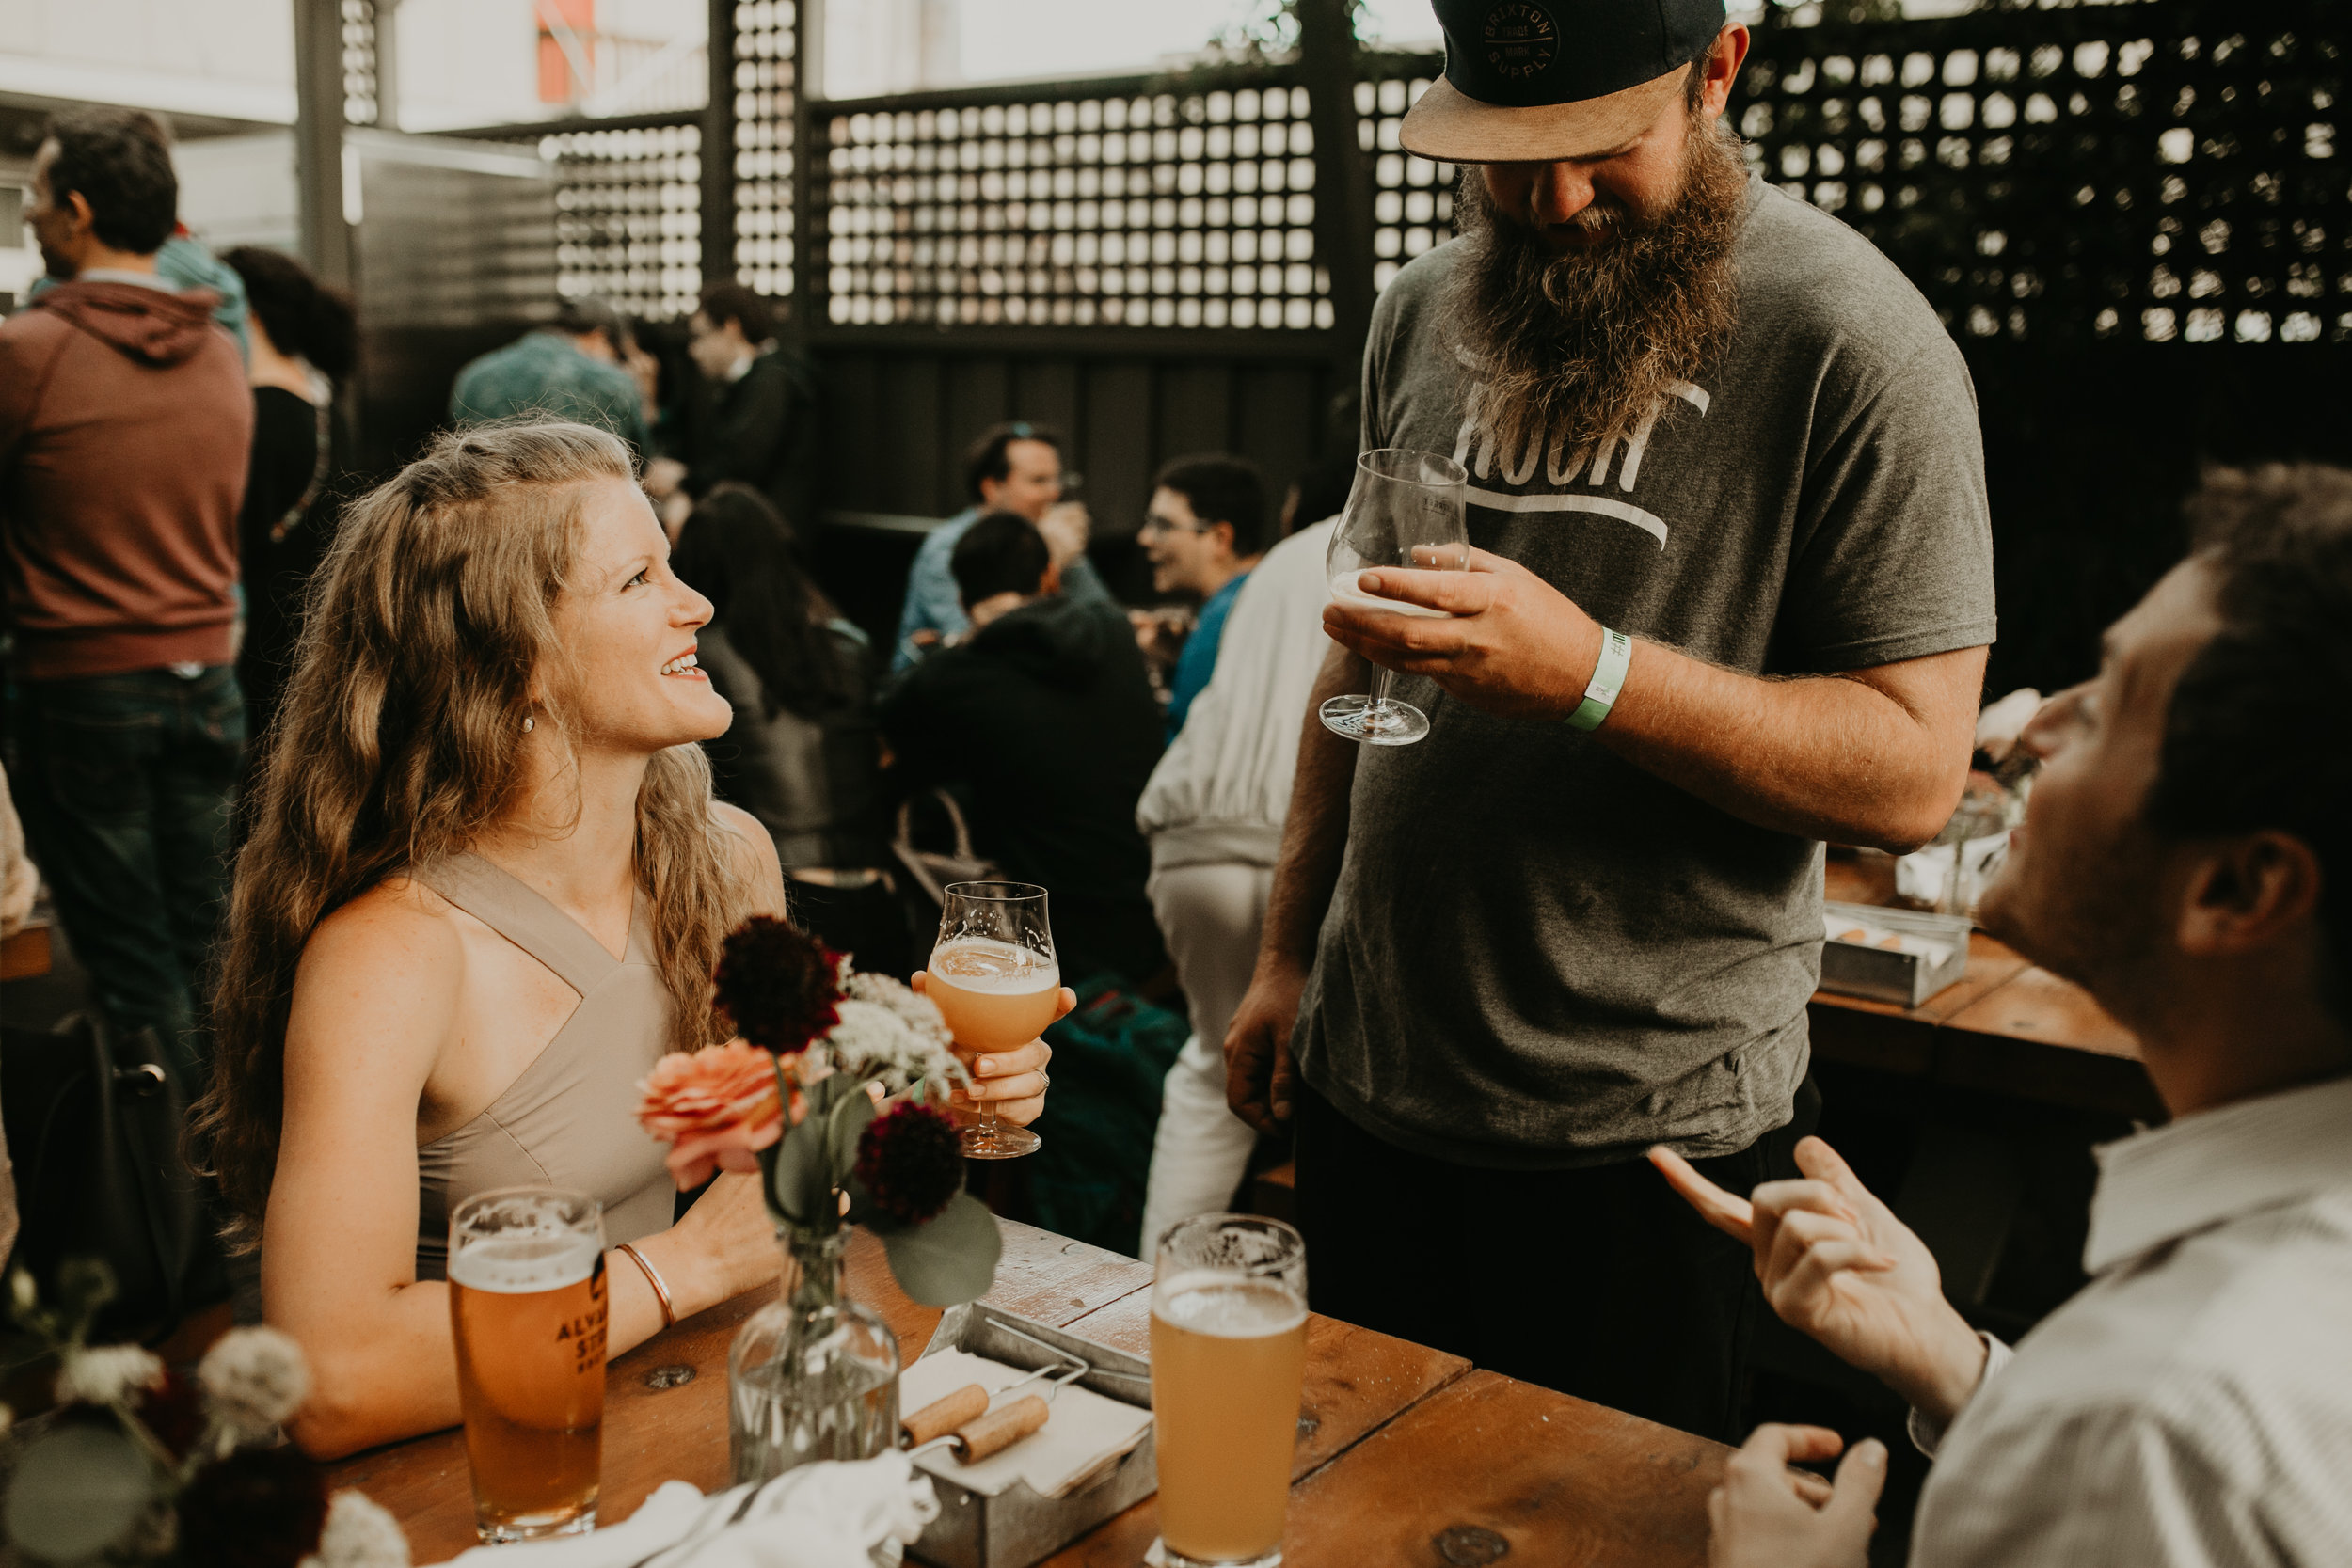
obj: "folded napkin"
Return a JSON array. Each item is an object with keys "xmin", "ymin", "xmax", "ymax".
[
  {"xmin": 432, "ymin": 1451, "xmax": 938, "ymax": 1568},
  {"xmin": 899, "ymin": 1349, "xmax": 1154, "ymax": 1500}
]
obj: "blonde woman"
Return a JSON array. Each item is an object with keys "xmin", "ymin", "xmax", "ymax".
[{"xmin": 193, "ymin": 423, "xmax": 1054, "ymax": 1459}]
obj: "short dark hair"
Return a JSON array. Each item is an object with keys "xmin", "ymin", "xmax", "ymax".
[
  {"xmin": 42, "ymin": 107, "xmax": 177, "ymax": 256},
  {"xmin": 224, "ymin": 245, "xmax": 359, "ymax": 383},
  {"xmin": 1153, "ymin": 453, "xmax": 1267, "ymax": 557},
  {"xmin": 697, "ymin": 281, "xmax": 773, "ymax": 346},
  {"xmin": 2155, "ymin": 464, "xmax": 2352, "ymax": 1021},
  {"xmin": 951, "ymin": 511, "xmax": 1051, "ymax": 609},
  {"xmin": 552, "ymin": 293, "xmax": 629, "ymax": 350},
  {"xmin": 962, "ymin": 422, "xmax": 1063, "ymax": 503}
]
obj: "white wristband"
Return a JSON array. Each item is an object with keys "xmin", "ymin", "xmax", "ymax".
[{"xmin": 1565, "ymin": 627, "xmax": 1633, "ymax": 732}]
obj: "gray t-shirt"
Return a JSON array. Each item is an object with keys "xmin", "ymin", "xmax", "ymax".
[{"xmin": 1294, "ymin": 178, "xmax": 1994, "ymax": 1170}]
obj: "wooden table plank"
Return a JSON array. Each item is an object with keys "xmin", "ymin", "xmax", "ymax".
[
  {"xmin": 1280, "ymin": 1370, "xmax": 1725, "ymax": 1568},
  {"xmin": 1067, "ymin": 1370, "xmax": 1726, "ymax": 1568},
  {"xmin": 329, "ymin": 1219, "xmax": 1155, "ymax": 1563},
  {"xmin": 1815, "ymin": 856, "xmax": 2158, "ymax": 1114},
  {"xmin": 1938, "ymin": 966, "xmax": 2161, "ymax": 1118}
]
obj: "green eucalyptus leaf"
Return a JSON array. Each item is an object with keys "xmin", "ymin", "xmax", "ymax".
[
  {"xmin": 826, "ymin": 1086, "xmax": 877, "ymax": 1187},
  {"xmin": 768, "ymin": 1122, "xmax": 829, "ymax": 1227},
  {"xmin": 875, "ymin": 1192, "xmax": 1001, "ymax": 1307},
  {"xmin": 4, "ymin": 1422, "xmax": 155, "ymax": 1562},
  {"xmin": 801, "ymin": 1072, "xmax": 858, "ymax": 1118}
]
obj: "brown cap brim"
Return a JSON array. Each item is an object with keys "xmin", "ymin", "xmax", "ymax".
[{"xmin": 1398, "ymin": 63, "xmax": 1688, "ymax": 165}]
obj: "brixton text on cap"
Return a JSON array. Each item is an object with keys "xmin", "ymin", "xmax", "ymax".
[{"xmin": 1400, "ymin": 0, "xmax": 1728, "ymax": 165}]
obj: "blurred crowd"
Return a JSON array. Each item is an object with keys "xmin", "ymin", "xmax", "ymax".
[{"xmin": 0, "ymin": 100, "xmax": 1354, "ymax": 1301}]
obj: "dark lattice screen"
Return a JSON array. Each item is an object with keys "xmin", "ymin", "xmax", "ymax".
[
  {"xmin": 480, "ymin": 118, "xmax": 706, "ymax": 320},
  {"xmin": 340, "ymin": 0, "xmax": 382, "ymax": 126},
  {"xmin": 812, "ymin": 83, "xmax": 1337, "ymax": 330},
  {"xmin": 732, "ymin": 0, "xmax": 797, "ymax": 299},
  {"xmin": 1735, "ymin": 2, "xmax": 2345, "ymax": 344},
  {"xmin": 1359, "ymin": 62, "xmax": 1457, "ymax": 295}
]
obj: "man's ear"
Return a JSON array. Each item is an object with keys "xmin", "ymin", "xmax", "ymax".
[
  {"xmin": 1209, "ymin": 519, "xmax": 1238, "ymax": 561},
  {"xmin": 2175, "ymin": 831, "xmax": 2325, "ymax": 959},
  {"xmin": 1041, "ymin": 562, "xmax": 1064, "ymax": 595}
]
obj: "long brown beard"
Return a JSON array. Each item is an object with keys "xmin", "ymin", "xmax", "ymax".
[{"xmin": 1438, "ymin": 118, "xmax": 1749, "ymax": 466}]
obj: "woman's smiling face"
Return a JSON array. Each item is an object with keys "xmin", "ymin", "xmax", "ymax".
[{"xmin": 543, "ymin": 476, "xmax": 733, "ymax": 754}]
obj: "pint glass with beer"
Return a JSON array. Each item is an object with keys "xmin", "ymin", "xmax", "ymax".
[
  {"xmin": 1151, "ymin": 1213, "xmax": 1309, "ymax": 1568},
  {"xmin": 448, "ymin": 1187, "xmax": 608, "ymax": 1543}
]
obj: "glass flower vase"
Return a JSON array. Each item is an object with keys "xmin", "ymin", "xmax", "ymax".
[{"xmin": 728, "ymin": 1223, "xmax": 901, "ymax": 1484}]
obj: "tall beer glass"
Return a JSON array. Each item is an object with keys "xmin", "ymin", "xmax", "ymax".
[
  {"xmin": 448, "ymin": 1187, "xmax": 608, "ymax": 1543},
  {"xmin": 929, "ymin": 879, "xmax": 1057, "ymax": 1160},
  {"xmin": 1151, "ymin": 1213, "xmax": 1310, "ymax": 1568},
  {"xmin": 1320, "ymin": 448, "xmax": 1470, "ymax": 747}
]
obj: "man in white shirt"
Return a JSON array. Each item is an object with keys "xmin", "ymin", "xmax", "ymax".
[{"xmin": 1658, "ymin": 463, "xmax": 2352, "ymax": 1566}]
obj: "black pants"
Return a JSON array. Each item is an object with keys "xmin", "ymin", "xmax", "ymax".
[
  {"xmin": 1293, "ymin": 1076, "xmax": 1818, "ymax": 1443},
  {"xmin": 7, "ymin": 666, "xmax": 245, "ymax": 1085}
]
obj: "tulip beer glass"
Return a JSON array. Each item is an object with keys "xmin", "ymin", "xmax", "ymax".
[
  {"xmin": 929, "ymin": 880, "xmax": 1058, "ymax": 1159},
  {"xmin": 1151, "ymin": 1213, "xmax": 1310, "ymax": 1567},
  {"xmin": 448, "ymin": 1186, "xmax": 608, "ymax": 1543},
  {"xmin": 1320, "ymin": 448, "xmax": 1470, "ymax": 746}
]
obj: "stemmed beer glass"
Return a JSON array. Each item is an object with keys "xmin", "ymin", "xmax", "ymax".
[
  {"xmin": 927, "ymin": 881, "xmax": 1058, "ymax": 1159},
  {"xmin": 1319, "ymin": 448, "xmax": 1470, "ymax": 747}
]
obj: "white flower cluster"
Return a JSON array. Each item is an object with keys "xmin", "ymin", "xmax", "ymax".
[
  {"xmin": 54, "ymin": 1344, "xmax": 165, "ymax": 1406},
  {"xmin": 198, "ymin": 1325, "xmax": 310, "ymax": 1441},
  {"xmin": 301, "ymin": 1489, "xmax": 410, "ymax": 1568},
  {"xmin": 824, "ymin": 969, "xmax": 963, "ymax": 1094}
]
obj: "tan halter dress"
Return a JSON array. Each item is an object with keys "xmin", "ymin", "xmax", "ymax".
[{"xmin": 409, "ymin": 852, "xmax": 678, "ymax": 1281}]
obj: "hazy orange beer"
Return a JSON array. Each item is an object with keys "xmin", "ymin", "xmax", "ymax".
[
  {"xmin": 1151, "ymin": 1214, "xmax": 1310, "ymax": 1568},
  {"xmin": 448, "ymin": 1187, "xmax": 609, "ymax": 1543}
]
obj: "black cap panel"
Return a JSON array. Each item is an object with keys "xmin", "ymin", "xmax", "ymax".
[{"xmin": 1433, "ymin": 0, "xmax": 1724, "ymax": 110}]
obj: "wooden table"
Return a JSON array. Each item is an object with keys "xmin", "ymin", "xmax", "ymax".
[
  {"xmin": 333, "ymin": 1218, "xmax": 1729, "ymax": 1566},
  {"xmin": 1813, "ymin": 857, "xmax": 2158, "ymax": 1120}
]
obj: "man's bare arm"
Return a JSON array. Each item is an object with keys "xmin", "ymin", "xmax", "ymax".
[
  {"xmin": 1224, "ymin": 643, "xmax": 1360, "ymax": 1129},
  {"xmin": 1325, "ymin": 549, "xmax": 1985, "ymax": 852}
]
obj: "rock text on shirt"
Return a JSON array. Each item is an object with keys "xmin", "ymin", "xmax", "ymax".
[{"xmin": 1446, "ymin": 376, "xmax": 1713, "ymax": 549}]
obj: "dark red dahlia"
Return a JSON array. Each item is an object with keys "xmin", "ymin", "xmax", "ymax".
[
  {"xmin": 177, "ymin": 1447, "xmax": 328, "ymax": 1568},
  {"xmin": 854, "ymin": 1102, "xmax": 964, "ymax": 1225},
  {"xmin": 713, "ymin": 915, "xmax": 842, "ymax": 1054}
]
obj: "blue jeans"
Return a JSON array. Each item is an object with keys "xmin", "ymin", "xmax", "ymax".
[{"xmin": 7, "ymin": 666, "xmax": 246, "ymax": 1083}]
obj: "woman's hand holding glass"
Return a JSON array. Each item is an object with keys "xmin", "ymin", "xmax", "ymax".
[{"xmin": 909, "ymin": 969, "xmax": 1067, "ymax": 1127}]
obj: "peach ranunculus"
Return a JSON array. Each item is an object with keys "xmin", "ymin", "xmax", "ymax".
[{"xmin": 636, "ymin": 1040, "xmax": 801, "ymax": 1189}]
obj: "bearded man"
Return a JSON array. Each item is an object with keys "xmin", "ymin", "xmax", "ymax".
[{"xmin": 1224, "ymin": 0, "xmax": 1995, "ymax": 1438}]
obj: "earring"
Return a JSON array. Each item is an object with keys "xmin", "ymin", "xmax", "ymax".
[{"xmin": 522, "ymin": 715, "xmax": 535, "ymax": 733}]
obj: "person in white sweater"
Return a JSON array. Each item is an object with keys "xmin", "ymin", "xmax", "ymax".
[{"xmin": 1135, "ymin": 506, "xmax": 1341, "ymax": 1252}]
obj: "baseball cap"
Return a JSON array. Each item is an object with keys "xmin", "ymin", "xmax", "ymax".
[{"xmin": 1400, "ymin": 0, "xmax": 1728, "ymax": 164}]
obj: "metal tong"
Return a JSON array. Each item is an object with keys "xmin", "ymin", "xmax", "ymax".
[{"xmin": 898, "ymin": 1323, "xmax": 1147, "ymax": 1465}]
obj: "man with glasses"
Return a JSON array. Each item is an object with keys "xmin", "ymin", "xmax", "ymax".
[
  {"xmin": 893, "ymin": 422, "xmax": 1109, "ymax": 671},
  {"xmin": 1141, "ymin": 454, "xmax": 1269, "ymax": 741}
]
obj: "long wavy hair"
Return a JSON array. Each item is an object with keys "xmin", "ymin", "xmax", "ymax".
[{"xmin": 193, "ymin": 421, "xmax": 745, "ymax": 1249}]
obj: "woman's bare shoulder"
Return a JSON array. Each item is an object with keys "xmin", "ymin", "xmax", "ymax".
[
  {"xmin": 292, "ymin": 879, "xmax": 468, "ymax": 1026},
  {"xmin": 709, "ymin": 801, "xmax": 787, "ymax": 917}
]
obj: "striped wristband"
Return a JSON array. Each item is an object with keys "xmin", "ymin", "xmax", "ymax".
[{"xmin": 1565, "ymin": 627, "xmax": 1633, "ymax": 732}]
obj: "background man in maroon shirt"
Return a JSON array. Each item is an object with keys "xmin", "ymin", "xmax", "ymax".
[{"xmin": 0, "ymin": 106, "xmax": 254, "ymax": 1083}]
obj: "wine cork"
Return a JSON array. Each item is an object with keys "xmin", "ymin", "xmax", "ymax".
[
  {"xmin": 950, "ymin": 1394, "xmax": 1050, "ymax": 1462},
  {"xmin": 901, "ymin": 1384, "xmax": 990, "ymax": 1449}
]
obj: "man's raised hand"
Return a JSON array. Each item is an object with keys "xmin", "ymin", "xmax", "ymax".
[{"xmin": 1650, "ymin": 1136, "xmax": 1990, "ymax": 1425}]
